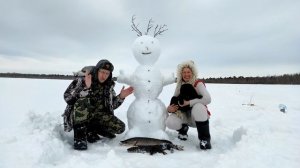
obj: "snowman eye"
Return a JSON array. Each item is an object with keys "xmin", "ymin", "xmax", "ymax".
[
  {"xmin": 151, "ymin": 41, "xmax": 154, "ymax": 44},
  {"xmin": 140, "ymin": 42, "xmax": 143, "ymax": 44}
]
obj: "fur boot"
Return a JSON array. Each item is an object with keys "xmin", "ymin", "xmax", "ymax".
[
  {"xmin": 196, "ymin": 120, "xmax": 211, "ymax": 150},
  {"xmin": 177, "ymin": 124, "xmax": 189, "ymax": 141}
]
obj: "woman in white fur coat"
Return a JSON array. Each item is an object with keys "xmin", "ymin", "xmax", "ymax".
[{"xmin": 166, "ymin": 60, "xmax": 212, "ymax": 150}]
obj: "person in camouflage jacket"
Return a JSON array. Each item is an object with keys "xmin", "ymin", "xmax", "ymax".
[{"xmin": 63, "ymin": 60, "xmax": 133, "ymax": 150}]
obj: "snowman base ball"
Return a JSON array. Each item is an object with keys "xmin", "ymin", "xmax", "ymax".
[{"xmin": 124, "ymin": 98, "xmax": 169, "ymax": 140}]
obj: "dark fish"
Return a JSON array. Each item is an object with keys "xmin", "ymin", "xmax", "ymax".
[
  {"xmin": 120, "ymin": 137, "xmax": 173, "ymax": 146},
  {"xmin": 121, "ymin": 137, "xmax": 184, "ymax": 154},
  {"xmin": 127, "ymin": 144, "xmax": 170, "ymax": 155},
  {"xmin": 127, "ymin": 143, "xmax": 183, "ymax": 155}
]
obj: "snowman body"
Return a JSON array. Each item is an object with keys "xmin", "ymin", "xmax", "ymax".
[{"xmin": 118, "ymin": 35, "xmax": 174, "ymax": 139}]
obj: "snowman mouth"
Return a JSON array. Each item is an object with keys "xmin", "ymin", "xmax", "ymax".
[{"xmin": 142, "ymin": 52, "xmax": 152, "ymax": 55}]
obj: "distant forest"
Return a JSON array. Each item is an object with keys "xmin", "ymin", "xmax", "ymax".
[{"xmin": 0, "ymin": 72, "xmax": 300, "ymax": 85}]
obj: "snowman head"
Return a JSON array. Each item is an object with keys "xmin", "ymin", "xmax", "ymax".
[
  {"xmin": 132, "ymin": 35, "xmax": 160, "ymax": 65},
  {"xmin": 131, "ymin": 16, "xmax": 167, "ymax": 65}
]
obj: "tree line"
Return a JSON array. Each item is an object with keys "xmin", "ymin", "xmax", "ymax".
[
  {"xmin": 204, "ymin": 73, "xmax": 300, "ymax": 84},
  {"xmin": 0, "ymin": 72, "xmax": 299, "ymax": 84},
  {"xmin": 0, "ymin": 73, "xmax": 74, "ymax": 80}
]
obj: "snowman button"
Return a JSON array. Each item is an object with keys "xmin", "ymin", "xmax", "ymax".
[
  {"xmin": 148, "ymin": 121, "xmax": 151, "ymax": 123},
  {"xmin": 148, "ymin": 69, "xmax": 150, "ymax": 72},
  {"xmin": 148, "ymin": 80, "xmax": 151, "ymax": 83}
]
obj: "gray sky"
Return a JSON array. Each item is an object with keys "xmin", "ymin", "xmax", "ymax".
[{"xmin": 0, "ymin": 0, "xmax": 299, "ymax": 78}]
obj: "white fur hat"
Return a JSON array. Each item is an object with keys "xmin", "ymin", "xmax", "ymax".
[
  {"xmin": 174, "ymin": 60, "xmax": 198, "ymax": 96},
  {"xmin": 176, "ymin": 60, "xmax": 198, "ymax": 84}
]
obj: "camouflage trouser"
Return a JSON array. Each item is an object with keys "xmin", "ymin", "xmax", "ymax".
[{"xmin": 74, "ymin": 97, "xmax": 125, "ymax": 134}]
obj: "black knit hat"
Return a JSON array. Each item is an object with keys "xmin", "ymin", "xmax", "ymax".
[
  {"xmin": 90, "ymin": 59, "xmax": 115, "ymax": 86},
  {"xmin": 95, "ymin": 59, "xmax": 114, "ymax": 72}
]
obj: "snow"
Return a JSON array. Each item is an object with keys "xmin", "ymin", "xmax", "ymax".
[{"xmin": 0, "ymin": 78, "xmax": 300, "ymax": 168}]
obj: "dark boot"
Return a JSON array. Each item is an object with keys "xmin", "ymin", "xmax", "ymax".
[
  {"xmin": 87, "ymin": 132, "xmax": 101, "ymax": 143},
  {"xmin": 86, "ymin": 125, "xmax": 101, "ymax": 143},
  {"xmin": 73, "ymin": 124, "xmax": 87, "ymax": 150},
  {"xmin": 177, "ymin": 124, "xmax": 189, "ymax": 141},
  {"xmin": 196, "ymin": 120, "xmax": 212, "ymax": 150}
]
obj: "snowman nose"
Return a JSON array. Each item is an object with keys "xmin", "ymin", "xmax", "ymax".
[{"xmin": 145, "ymin": 46, "xmax": 149, "ymax": 51}]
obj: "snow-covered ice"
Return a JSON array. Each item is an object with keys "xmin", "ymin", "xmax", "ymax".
[{"xmin": 0, "ymin": 78, "xmax": 300, "ymax": 168}]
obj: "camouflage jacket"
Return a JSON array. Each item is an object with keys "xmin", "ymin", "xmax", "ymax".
[{"xmin": 62, "ymin": 77, "xmax": 124, "ymax": 132}]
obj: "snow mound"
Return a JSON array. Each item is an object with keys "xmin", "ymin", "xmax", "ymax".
[{"xmin": 232, "ymin": 126, "xmax": 247, "ymax": 144}]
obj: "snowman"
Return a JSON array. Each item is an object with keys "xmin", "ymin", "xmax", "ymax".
[{"xmin": 118, "ymin": 16, "xmax": 175, "ymax": 139}]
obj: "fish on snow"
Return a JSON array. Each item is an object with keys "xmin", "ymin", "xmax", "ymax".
[{"xmin": 120, "ymin": 137, "xmax": 184, "ymax": 155}]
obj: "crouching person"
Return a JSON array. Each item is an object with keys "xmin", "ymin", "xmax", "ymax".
[
  {"xmin": 63, "ymin": 59, "xmax": 133, "ymax": 150},
  {"xmin": 166, "ymin": 60, "xmax": 212, "ymax": 150}
]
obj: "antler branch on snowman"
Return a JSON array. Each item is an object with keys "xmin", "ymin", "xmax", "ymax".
[
  {"xmin": 154, "ymin": 24, "xmax": 168, "ymax": 37},
  {"xmin": 131, "ymin": 15, "xmax": 142, "ymax": 37},
  {"xmin": 145, "ymin": 18, "xmax": 153, "ymax": 35}
]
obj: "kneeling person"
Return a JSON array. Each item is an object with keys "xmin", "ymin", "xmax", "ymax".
[
  {"xmin": 64, "ymin": 59, "xmax": 133, "ymax": 150},
  {"xmin": 166, "ymin": 60, "xmax": 212, "ymax": 150}
]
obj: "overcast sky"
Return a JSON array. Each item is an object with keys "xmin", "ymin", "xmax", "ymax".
[{"xmin": 0, "ymin": 0, "xmax": 299, "ymax": 78}]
